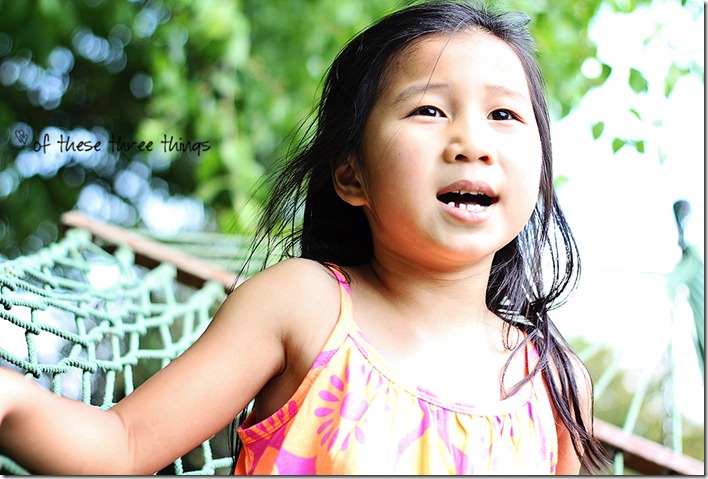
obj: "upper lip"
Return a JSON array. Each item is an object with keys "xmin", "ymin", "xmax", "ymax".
[{"xmin": 436, "ymin": 179, "xmax": 497, "ymax": 200}]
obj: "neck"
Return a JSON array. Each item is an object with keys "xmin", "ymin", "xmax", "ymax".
[{"xmin": 364, "ymin": 252, "xmax": 496, "ymax": 329}]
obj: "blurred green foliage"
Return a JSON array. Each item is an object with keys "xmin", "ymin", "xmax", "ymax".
[{"xmin": 0, "ymin": 0, "xmax": 698, "ymax": 259}]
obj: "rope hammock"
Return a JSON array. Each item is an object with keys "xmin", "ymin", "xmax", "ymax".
[{"xmin": 0, "ymin": 227, "xmax": 233, "ymax": 475}]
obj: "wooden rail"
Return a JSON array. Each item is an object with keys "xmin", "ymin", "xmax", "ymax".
[
  {"xmin": 594, "ymin": 418, "xmax": 704, "ymax": 475},
  {"xmin": 61, "ymin": 210, "xmax": 239, "ymax": 291}
]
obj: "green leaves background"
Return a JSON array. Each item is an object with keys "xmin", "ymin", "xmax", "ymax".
[{"xmin": 0, "ymin": 0, "xmax": 701, "ymax": 258}]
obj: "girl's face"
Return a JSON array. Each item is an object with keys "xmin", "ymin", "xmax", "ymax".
[{"xmin": 341, "ymin": 30, "xmax": 542, "ymax": 271}]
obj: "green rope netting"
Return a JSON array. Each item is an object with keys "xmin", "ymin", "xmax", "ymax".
[{"xmin": 0, "ymin": 228, "xmax": 233, "ymax": 475}]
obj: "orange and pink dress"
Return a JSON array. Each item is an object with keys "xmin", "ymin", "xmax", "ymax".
[{"xmin": 235, "ymin": 265, "xmax": 558, "ymax": 474}]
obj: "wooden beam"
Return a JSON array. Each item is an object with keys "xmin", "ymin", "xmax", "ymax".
[
  {"xmin": 594, "ymin": 418, "xmax": 704, "ymax": 475},
  {"xmin": 61, "ymin": 211, "xmax": 239, "ymax": 291}
]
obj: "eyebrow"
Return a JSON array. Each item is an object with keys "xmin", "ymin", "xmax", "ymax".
[
  {"xmin": 484, "ymin": 84, "xmax": 531, "ymax": 103},
  {"xmin": 392, "ymin": 82, "xmax": 531, "ymax": 106},
  {"xmin": 392, "ymin": 82, "xmax": 449, "ymax": 106}
]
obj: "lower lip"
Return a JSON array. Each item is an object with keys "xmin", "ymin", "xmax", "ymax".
[{"xmin": 439, "ymin": 201, "xmax": 495, "ymax": 224}]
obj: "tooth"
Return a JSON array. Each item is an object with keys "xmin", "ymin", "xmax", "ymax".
[{"xmin": 447, "ymin": 201, "xmax": 455, "ymax": 207}]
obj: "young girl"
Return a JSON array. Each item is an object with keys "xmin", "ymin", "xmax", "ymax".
[{"xmin": 0, "ymin": 0, "xmax": 608, "ymax": 474}]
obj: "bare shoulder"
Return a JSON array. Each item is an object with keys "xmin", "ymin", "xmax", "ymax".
[
  {"xmin": 224, "ymin": 258, "xmax": 343, "ymax": 367},
  {"xmin": 226, "ymin": 258, "xmax": 341, "ymax": 330},
  {"xmin": 234, "ymin": 257, "xmax": 339, "ymax": 294},
  {"xmin": 230, "ymin": 258, "xmax": 344, "ymax": 420}
]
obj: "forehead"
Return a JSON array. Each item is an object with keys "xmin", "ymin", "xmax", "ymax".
[{"xmin": 381, "ymin": 29, "xmax": 532, "ymax": 100}]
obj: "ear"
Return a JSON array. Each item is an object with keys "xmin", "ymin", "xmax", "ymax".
[{"xmin": 333, "ymin": 157, "xmax": 368, "ymax": 207}]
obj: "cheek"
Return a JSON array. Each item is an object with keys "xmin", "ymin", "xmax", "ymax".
[
  {"xmin": 510, "ymin": 145, "xmax": 543, "ymax": 214},
  {"xmin": 528, "ymin": 158, "xmax": 543, "ymax": 200},
  {"xmin": 362, "ymin": 129, "xmax": 427, "ymax": 193}
]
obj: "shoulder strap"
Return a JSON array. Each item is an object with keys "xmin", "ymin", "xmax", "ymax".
[
  {"xmin": 323, "ymin": 262, "xmax": 352, "ymax": 295},
  {"xmin": 321, "ymin": 262, "xmax": 355, "ymax": 333},
  {"xmin": 525, "ymin": 337, "xmax": 541, "ymax": 376}
]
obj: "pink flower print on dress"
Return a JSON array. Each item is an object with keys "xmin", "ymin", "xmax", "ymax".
[{"xmin": 313, "ymin": 363, "xmax": 387, "ymax": 452}]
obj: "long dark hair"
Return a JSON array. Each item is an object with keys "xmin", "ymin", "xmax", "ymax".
[{"xmin": 230, "ymin": 0, "xmax": 609, "ymax": 473}]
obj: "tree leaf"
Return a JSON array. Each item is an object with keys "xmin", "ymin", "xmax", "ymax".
[
  {"xmin": 600, "ymin": 63, "xmax": 613, "ymax": 82},
  {"xmin": 612, "ymin": 138, "xmax": 626, "ymax": 153},
  {"xmin": 629, "ymin": 68, "xmax": 649, "ymax": 94},
  {"xmin": 591, "ymin": 121, "xmax": 605, "ymax": 140},
  {"xmin": 553, "ymin": 175, "xmax": 569, "ymax": 190},
  {"xmin": 634, "ymin": 140, "xmax": 645, "ymax": 153},
  {"xmin": 658, "ymin": 148, "xmax": 667, "ymax": 164},
  {"xmin": 629, "ymin": 108, "xmax": 641, "ymax": 120},
  {"xmin": 665, "ymin": 63, "xmax": 690, "ymax": 98}
]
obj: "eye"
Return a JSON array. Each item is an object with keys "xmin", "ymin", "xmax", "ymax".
[
  {"xmin": 489, "ymin": 109, "xmax": 519, "ymax": 121},
  {"xmin": 410, "ymin": 106, "xmax": 444, "ymax": 118}
]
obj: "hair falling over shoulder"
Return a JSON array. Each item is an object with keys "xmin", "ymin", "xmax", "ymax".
[{"xmin": 232, "ymin": 0, "xmax": 610, "ymax": 473}]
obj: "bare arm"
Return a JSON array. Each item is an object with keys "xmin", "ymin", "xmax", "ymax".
[
  {"xmin": 555, "ymin": 413, "xmax": 582, "ymax": 474},
  {"xmin": 0, "ymin": 368, "xmax": 129, "ymax": 474},
  {"xmin": 0, "ymin": 259, "xmax": 324, "ymax": 474},
  {"xmin": 553, "ymin": 352, "xmax": 594, "ymax": 475}
]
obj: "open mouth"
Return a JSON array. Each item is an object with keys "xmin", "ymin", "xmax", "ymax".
[{"xmin": 437, "ymin": 190, "xmax": 496, "ymax": 211}]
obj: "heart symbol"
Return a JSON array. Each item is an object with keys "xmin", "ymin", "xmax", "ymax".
[{"xmin": 15, "ymin": 128, "xmax": 28, "ymax": 147}]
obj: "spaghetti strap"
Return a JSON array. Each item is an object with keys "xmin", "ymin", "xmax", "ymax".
[
  {"xmin": 321, "ymin": 262, "xmax": 355, "ymax": 340},
  {"xmin": 525, "ymin": 336, "xmax": 540, "ymax": 375},
  {"xmin": 323, "ymin": 262, "xmax": 351, "ymax": 295}
]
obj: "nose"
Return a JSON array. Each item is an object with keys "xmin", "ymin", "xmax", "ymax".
[{"xmin": 443, "ymin": 116, "xmax": 494, "ymax": 164}]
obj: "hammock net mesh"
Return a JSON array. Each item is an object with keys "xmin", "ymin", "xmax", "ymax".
[{"xmin": 0, "ymin": 228, "xmax": 234, "ymax": 475}]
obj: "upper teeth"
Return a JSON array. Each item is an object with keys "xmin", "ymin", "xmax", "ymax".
[
  {"xmin": 447, "ymin": 201, "xmax": 485, "ymax": 211},
  {"xmin": 445, "ymin": 190, "xmax": 487, "ymax": 211}
]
